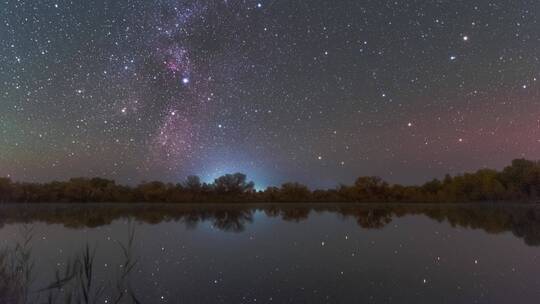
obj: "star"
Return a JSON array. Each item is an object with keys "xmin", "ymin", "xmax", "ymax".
[{"xmin": 1, "ymin": 0, "xmax": 537, "ymax": 191}]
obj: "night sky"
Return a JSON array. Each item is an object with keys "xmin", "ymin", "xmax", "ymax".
[{"xmin": 1, "ymin": 0, "xmax": 539, "ymax": 188}]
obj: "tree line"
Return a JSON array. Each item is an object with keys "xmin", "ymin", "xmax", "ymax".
[{"xmin": 0, "ymin": 158, "xmax": 539, "ymax": 203}]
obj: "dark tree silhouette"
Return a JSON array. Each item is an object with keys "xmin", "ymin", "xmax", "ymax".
[
  {"xmin": 183, "ymin": 175, "xmax": 202, "ymax": 192},
  {"xmin": 1, "ymin": 158, "xmax": 540, "ymax": 204},
  {"xmin": 213, "ymin": 173, "xmax": 255, "ymax": 195}
]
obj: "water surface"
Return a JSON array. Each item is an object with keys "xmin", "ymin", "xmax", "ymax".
[{"xmin": 1, "ymin": 203, "xmax": 539, "ymax": 303}]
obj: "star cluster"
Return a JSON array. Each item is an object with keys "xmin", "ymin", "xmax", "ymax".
[{"xmin": 1, "ymin": 0, "xmax": 540, "ymax": 187}]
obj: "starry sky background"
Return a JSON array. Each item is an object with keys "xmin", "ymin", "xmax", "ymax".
[{"xmin": 1, "ymin": 0, "xmax": 540, "ymax": 189}]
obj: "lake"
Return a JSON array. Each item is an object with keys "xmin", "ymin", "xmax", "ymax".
[{"xmin": 0, "ymin": 203, "xmax": 539, "ymax": 303}]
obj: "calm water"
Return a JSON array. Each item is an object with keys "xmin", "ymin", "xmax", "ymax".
[{"xmin": 1, "ymin": 203, "xmax": 539, "ymax": 303}]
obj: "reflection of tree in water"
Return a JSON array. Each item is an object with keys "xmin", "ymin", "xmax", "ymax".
[
  {"xmin": 263, "ymin": 206, "xmax": 312, "ymax": 222},
  {"xmin": 210, "ymin": 209, "xmax": 253, "ymax": 232},
  {"xmin": 509, "ymin": 208, "xmax": 540, "ymax": 246},
  {"xmin": 182, "ymin": 211, "xmax": 205, "ymax": 230},
  {"xmin": 349, "ymin": 208, "xmax": 393, "ymax": 229},
  {"xmin": 1, "ymin": 205, "xmax": 540, "ymax": 303},
  {"xmin": 0, "ymin": 204, "xmax": 539, "ymax": 246}
]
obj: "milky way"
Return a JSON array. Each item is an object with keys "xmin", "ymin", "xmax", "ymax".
[{"xmin": 1, "ymin": 0, "xmax": 540, "ymax": 188}]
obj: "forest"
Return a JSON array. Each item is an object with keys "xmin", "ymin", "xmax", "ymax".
[{"xmin": 0, "ymin": 158, "xmax": 539, "ymax": 203}]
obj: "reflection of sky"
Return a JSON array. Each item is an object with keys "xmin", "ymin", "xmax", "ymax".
[
  {"xmin": 1, "ymin": 206, "xmax": 540, "ymax": 303},
  {"xmin": 195, "ymin": 210, "xmax": 275, "ymax": 235}
]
